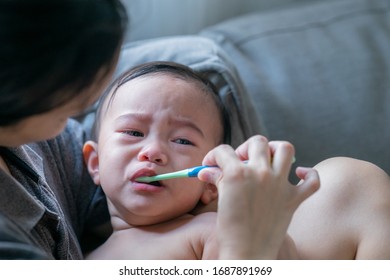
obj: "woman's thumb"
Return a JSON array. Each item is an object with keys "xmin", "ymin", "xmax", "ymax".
[{"xmin": 198, "ymin": 167, "xmax": 222, "ymax": 186}]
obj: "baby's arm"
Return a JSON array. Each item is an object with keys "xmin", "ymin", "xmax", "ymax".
[
  {"xmin": 192, "ymin": 212, "xmax": 219, "ymax": 260},
  {"xmin": 289, "ymin": 157, "xmax": 390, "ymax": 259}
]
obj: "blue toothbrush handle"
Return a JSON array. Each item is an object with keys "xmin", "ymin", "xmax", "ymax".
[
  {"xmin": 187, "ymin": 160, "xmax": 250, "ymax": 177},
  {"xmin": 187, "ymin": 165, "xmax": 212, "ymax": 177}
]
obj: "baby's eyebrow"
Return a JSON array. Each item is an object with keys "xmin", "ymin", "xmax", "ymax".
[
  {"xmin": 115, "ymin": 113, "xmax": 152, "ymax": 124},
  {"xmin": 169, "ymin": 118, "xmax": 205, "ymax": 138}
]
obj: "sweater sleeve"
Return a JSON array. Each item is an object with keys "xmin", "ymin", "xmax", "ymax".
[{"xmin": 0, "ymin": 213, "xmax": 48, "ymax": 259}]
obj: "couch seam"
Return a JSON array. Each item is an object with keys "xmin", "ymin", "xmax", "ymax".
[{"xmin": 236, "ymin": 6, "xmax": 390, "ymax": 46}]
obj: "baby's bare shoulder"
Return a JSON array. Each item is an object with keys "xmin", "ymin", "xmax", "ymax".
[{"xmin": 190, "ymin": 211, "xmax": 217, "ymax": 225}]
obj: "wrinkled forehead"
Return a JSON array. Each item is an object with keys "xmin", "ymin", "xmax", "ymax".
[
  {"xmin": 103, "ymin": 73, "xmax": 217, "ymax": 115},
  {"xmin": 93, "ymin": 73, "xmax": 224, "ymax": 140}
]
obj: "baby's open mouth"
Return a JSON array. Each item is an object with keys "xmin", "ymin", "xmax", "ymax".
[{"xmin": 146, "ymin": 181, "xmax": 162, "ymax": 187}]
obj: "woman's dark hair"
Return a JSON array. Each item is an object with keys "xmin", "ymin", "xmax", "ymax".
[
  {"xmin": 0, "ymin": 0, "xmax": 128, "ymax": 126},
  {"xmin": 94, "ymin": 61, "xmax": 232, "ymax": 144}
]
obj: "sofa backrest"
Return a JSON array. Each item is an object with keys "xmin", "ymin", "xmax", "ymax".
[{"xmin": 201, "ymin": 0, "xmax": 390, "ymax": 174}]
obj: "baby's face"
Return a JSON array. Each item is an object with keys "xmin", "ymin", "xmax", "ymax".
[{"xmin": 97, "ymin": 75, "xmax": 222, "ymax": 226}]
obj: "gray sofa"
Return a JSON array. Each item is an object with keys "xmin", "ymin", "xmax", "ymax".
[{"xmin": 87, "ymin": 0, "xmax": 390, "ymax": 178}]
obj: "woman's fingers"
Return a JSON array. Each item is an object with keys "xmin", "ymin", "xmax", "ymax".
[
  {"xmin": 200, "ymin": 136, "xmax": 297, "ymax": 186},
  {"xmin": 199, "ymin": 144, "xmax": 240, "ymax": 186},
  {"xmin": 235, "ymin": 135, "xmax": 271, "ymax": 168},
  {"xmin": 269, "ymin": 141, "xmax": 295, "ymax": 179}
]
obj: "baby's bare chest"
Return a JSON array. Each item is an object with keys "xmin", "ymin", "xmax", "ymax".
[{"xmin": 102, "ymin": 219, "xmax": 209, "ymax": 259}]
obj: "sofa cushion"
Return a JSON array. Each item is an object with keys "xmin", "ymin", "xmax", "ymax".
[{"xmin": 201, "ymin": 0, "xmax": 390, "ymax": 173}]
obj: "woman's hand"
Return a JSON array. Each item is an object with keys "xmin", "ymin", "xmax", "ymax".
[
  {"xmin": 198, "ymin": 135, "xmax": 320, "ymax": 259},
  {"xmin": 277, "ymin": 234, "xmax": 299, "ymax": 259}
]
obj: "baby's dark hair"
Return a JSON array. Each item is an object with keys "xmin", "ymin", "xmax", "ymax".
[
  {"xmin": 93, "ymin": 61, "xmax": 231, "ymax": 144},
  {"xmin": 0, "ymin": 0, "xmax": 128, "ymax": 126}
]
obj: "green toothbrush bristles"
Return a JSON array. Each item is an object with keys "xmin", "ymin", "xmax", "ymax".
[
  {"xmin": 135, "ymin": 170, "xmax": 189, "ymax": 183},
  {"xmin": 134, "ymin": 177, "xmax": 155, "ymax": 183}
]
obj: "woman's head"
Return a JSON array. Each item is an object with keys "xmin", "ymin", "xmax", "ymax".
[{"xmin": 0, "ymin": 0, "xmax": 128, "ymax": 127}]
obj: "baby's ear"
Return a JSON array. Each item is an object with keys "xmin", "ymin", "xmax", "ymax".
[
  {"xmin": 200, "ymin": 183, "xmax": 218, "ymax": 205},
  {"xmin": 82, "ymin": 140, "xmax": 100, "ymax": 185}
]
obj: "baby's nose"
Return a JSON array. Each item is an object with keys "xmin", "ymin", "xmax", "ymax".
[{"xmin": 137, "ymin": 142, "xmax": 168, "ymax": 165}]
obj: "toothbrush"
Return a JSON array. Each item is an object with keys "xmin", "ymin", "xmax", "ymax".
[
  {"xmin": 135, "ymin": 165, "xmax": 211, "ymax": 183},
  {"xmin": 135, "ymin": 157, "xmax": 295, "ymax": 183}
]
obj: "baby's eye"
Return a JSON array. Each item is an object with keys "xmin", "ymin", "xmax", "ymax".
[
  {"xmin": 173, "ymin": 138, "xmax": 194, "ymax": 146},
  {"xmin": 122, "ymin": 130, "xmax": 144, "ymax": 137}
]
